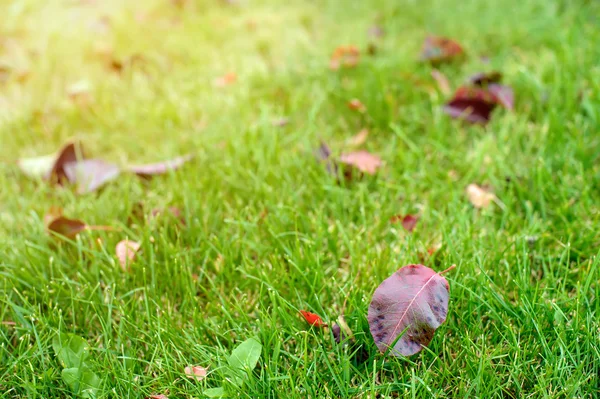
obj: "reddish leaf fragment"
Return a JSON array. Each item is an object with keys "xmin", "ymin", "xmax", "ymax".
[
  {"xmin": 47, "ymin": 216, "xmax": 88, "ymax": 239},
  {"xmin": 339, "ymin": 151, "xmax": 382, "ymax": 175},
  {"xmin": 213, "ymin": 72, "xmax": 236, "ymax": 87},
  {"xmin": 147, "ymin": 395, "xmax": 169, "ymax": 399},
  {"xmin": 443, "ymin": 86, "xmax": 498, "ymax": 124},
  {"xmin": 488, "ymin": 84, "xmax": 514, "ymax": 110},
  {"xmin": 184, "ymin": 365, "xmax": 208, "ymax": 381},
  {"xmin": 300, "ymin": 310, "xmax": 327, "ymax": 328},
  {"xmin": 391, "ymin": 214, "xmax": 419, "ymax": 232},
  {"xmin": 127, "ymin": 154, "xmax": 193, "ymax": 177},
  {"xmin": 347, "ymin": 99, "xmax": 366, "ymax": 112},
  {"xmin": 329, "ymin": 46, "xmax": 360, "ymax": 70},
  {"xmin": 63, "ymin": 159, "xmax": 121, "ymax": 194},
  {"xmin": 431, "ymin": 69, "xmax": 451, "ymax": 95},
  {"xmin": 468, "ymin": 71, "xmax": 503, "ymax": 86},
  {"xmin": 368, "ymin": 264, "xmax": 450, "ymax": 356},
  {"xmin": 115, "ymin": 240, "xmax": 141, "ymax": 270},
  {"xmin": 420, "ymin": 36, "xmax": 464, "ymax": 64}
]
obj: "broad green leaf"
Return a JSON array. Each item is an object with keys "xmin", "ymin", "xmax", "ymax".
[
  {"xmin": 62, "ymin": 366, "xmax": 101, "ymax": 398},
  {"xmin": 226, "ymin": 337, "xmax": 261, "ymax": 382},
  {"xmin": 203, "ymin": 387, "xmax": 226, "ymax": 398},
  {"xmin": 52, "ymin": 333, "xmax": 90, "ymax": 368}
]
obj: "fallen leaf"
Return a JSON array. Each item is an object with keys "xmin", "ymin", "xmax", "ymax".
[
  {"xmin": 368, "ymin": 264, "xmax": 452, "ymax": 356},
  {"xmin": 347, "ymin": 99, "xmax": 366, "ymax": 112},
  {"xmin": 115, "ymin": 240, "xmax": 141, "ymax": 270},
  {"xmin": 67, "ymin": 80, "xmax": 92, "ymax": 105},
  {"xmin": 17, "ymin": 142, "xmax": 81, "ymax": 182},
  {"xmin": 329, "ymin": 45, "xmax": 360, "ymax": 70},
  {"xmin": 466, "ymin": 183, "xmax": 495, "ymax": 208},
  {"xmin": 147, "ymin": 395, "xmax": 169, "ymax": 399},
  {"xmin": 431, "ymin": 69, "xmax": 451, "ymax": 95},
  {"xmin": 420, "ymin": 36, "xmax": 464, "ymax": 64},
  {"xmin": 213, "ymin": 72, "xmax": 237, "ymax": 87},
  {"xmin": 300, "ymin": 310, "xmax": 327, "ymax": 328},
  {"xmin": 390, "ymin": 214, "xmax": 419, "ymax": 232},
  {"xmin": 339, "ymin": 151, "xmax": 382, "ymax": 175},
  {"xmin": 347, "ymin": 128, "xmax": 369, "ymax": 147},
  {"xmin": 184, "ymin": 365, "xmax": 208, "ymax": 382},
  {"xmin": 488, "ymin": 84, "xmax": 514, "ymax": 111},
  {"xmin": 63, "ymin": 159, "xmax": 121, "ymax": 194},
  {"xmin": 44, "ymin": 207, "xmax": 63, "ymax": 226},
  {"xmin": 127, "ymin": 154, "xmax": 194, "ymax": 177},
  {"xmin": 47, "ymin": 216, "xmax": 88, "ymax": 239},
  {"xmin": 443, "ymin": 86, "xmax": 498, "ymax": 124},
  {"xmin": 468, "ymin": 71, "xmax": 503, "ymax": 86}
]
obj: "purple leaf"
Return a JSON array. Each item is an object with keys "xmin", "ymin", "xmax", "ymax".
[
  {"xmin": 127, "ymin": 154, "xmax": 194, "ymax": 177},
  {"xmin": 488, "ymin": 84, "xmax": 514, "ymax": 110},
  {"xmin": 368, "ymin": 264, "xmax": 451, "ymax": 356},
  {"xmin": 63, "ymin": 159, "xmax": 121, "ymax": 194}
]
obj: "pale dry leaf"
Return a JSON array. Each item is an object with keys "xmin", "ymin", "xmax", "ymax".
[
  {"xmin": 339, "ymin": 151, "xmax": 382, "ymax": 175},
  {"xmin": 466, "ymin": 183, "xmax": 495, "ymax": 208},
  {"xmin": 347, "ymin": 129, "xmax": 369, "ymax": 147},
  {"xmin": 184, "ymin": 365, "xmax": 208, "ymax": 381},
  {"xmin": 115, "ymin": 240, "xmax": 141, "ymax": 270}
]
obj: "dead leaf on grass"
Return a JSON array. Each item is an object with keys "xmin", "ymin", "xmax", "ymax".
[
  {"xmin": 127, "ymin": 154, "xmax": 194, "ymax": 177},
  {"xmin": 347, "ymin": 128, "xmax": 369, "ymax": 147},
  {"xmin": 420, "ymin": 36, "xmax": 464, "ymax": 64},
  {"xmin": 339, "ymin": 151, "xmax": 382, "ymax": 175},
  {"xmin": 18, "ymin": 142, "xmax": 82, "ymax": 182},
  {"xmin": 116, "ymin": 240, "xmax": 141, "ymax": 270},
  {"xmin": 390, "ymin": 214, "xmax": 420, "ymax": 232},
  {"xmin": 329, "ymin": 45, "xmax": 360, "ymax": 70},
  {"xmin": 63, "ymin": 159, "xmax": 121, "ymax": 194},
  {"xmin": 347, "ymin": 99, "xmax": 366, "ymax": 112},
  {"xmin": 67, "ymin": 80, "xmax": 93, "ymax": 106},
  {"xmin": 47, "ymin": 216, "xmax": 88, "ymax": 239},
  {"xmin": 300, "ymin": 310, "xmax": 327, "ymax": 328},
  {"xmin": 184, "ymin": 365, "xmax": 208, "ymax": 381},
  {"xmin": 466, "ymin": 183, "xmax": 495, "ymax": 208}
]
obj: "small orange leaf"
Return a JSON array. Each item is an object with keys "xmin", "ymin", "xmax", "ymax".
[
  {"xmin": 390, "ymin": 214, "xmax": 419, "ymax": 232},
  {"xmin": 329, "ymin": 45, "xmax": 360, "ymax": 70},
  {"xmin": 116, "ymin": 240, "xmax": 141, "ymax": 270},
  {"xmin": 300, "ymin": 310, "xmax": 327, "ymax": 328},
  {"xmin": 184, "ymin": 365, "xmax": 208, "ymax": 381},
  {"xmin": 213, "ymin": 72, "xmax": 237, "ymax": 87},
  {"xmin": 347, "ymin": 128, "xmax": 369, "ymax": 147},
  {"xmin": 347, "ymin": 98, "xmax": 366, "ymax": 112}
]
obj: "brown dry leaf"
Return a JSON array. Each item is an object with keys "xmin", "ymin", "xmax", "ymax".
[
  {"xmin": 184, "ymin": 365, "xmax": 208, "ymax": 381},
  {"xmin": 329, "ymin": 45, "xmax": 360, "ymax": 70},
  {"xmin": 213, "ymin": 72, "xmax": 237, "ymax": 87},
  {"xmin": 44, "ymin": 206, "xmax": 63, "ymax": 226},
  {"xmin": 347, "ymin": 129, "xmax": 369, "ymax": 147},
  {"xmin": 347, "ymin": 99, "xmax": 366, "ymax": 112},
  {"xmin": 47, "ymin": 216, "xmax": 88, "ymax": 239},
  {"xmin": 115, "ymin": 240, "xmax": 141, "ymax": 270},
  {"xmin": 339, "ymin": 151, "xmax": 382, "ymax": 175},
  {"xmin": 466, "ymin": 183, "xmax": 495, "ymax": 208},
  {"xmin": 431, "ymin": 69, "xmax": 451, "ymax": 95},
  {"xmin": 420, "ymin": 36, "xmax": 465, "ymax": 64},
  {"xmin": 390, "ymin": 214, "xmax": 419, "ymax": 232},
  {"xmin": 17, "ymin": 142, "xmax": 82, "ymax": 183}
]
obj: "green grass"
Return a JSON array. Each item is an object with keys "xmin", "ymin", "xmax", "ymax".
[{"xmin": 1, "ymin": 0, "xmax": 600, "ymax": 397}]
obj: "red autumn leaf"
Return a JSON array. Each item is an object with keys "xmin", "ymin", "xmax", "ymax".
[
  {"xmin": 63, "ymin": 159, "xmax": 121, "ymax": 194},
  {"xmin": 390, "ymin": 214, "xmax": 420, "ymax": 232},
  {"xmin": 443, "ymin": 86, "xmax": 499, "ymax": 124},
  {"xmin": 127, "ymin": 154, "xmax": 194, "ymax": 177},
  {"xmin": 329, "ymin": 45, "xmax": 360, "ymax": 70},
  {"xmin": 47, "ymin": 216, "xmax": 88, "ymax": 239},
  {"xmin": 467, "ymin": 71, "xmax": 503, "ymax": 86},
  {"xmin": 347, "ymin": 99, "xmax": 366, "ymax": 112},
  {"xmin": 300, "ymin": 310, "xmax": 327, "ymax": 328},
  {"xmin": 420, "ymin": 36, "xmax": 464, "ymax": 64},
  {"xmin": 115, "ymin": 240, "xmax": 141, "ymax": 270},
  {"xmin": 339, "ymin": 151, "xmax": 382, "ymax": 175},
  {"xmin": 368, "ymin": 264, "xmax": 453, "ymax": 356},
  {"xmin": 184, "ymin": 365, "xmax": 208, "ymax": 381}
]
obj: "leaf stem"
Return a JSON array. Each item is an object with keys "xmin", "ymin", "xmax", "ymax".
[{"xmin": 439, "ymin": 264, "xmax": 456, "ymax": 275}]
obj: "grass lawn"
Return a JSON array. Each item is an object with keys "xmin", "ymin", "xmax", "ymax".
[{"xmin": 1, "ymin": 0, "xmax": 600, "ymax": 397}]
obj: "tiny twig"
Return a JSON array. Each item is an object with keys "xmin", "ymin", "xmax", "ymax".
[
  {"xmin": 439, "ymin": 264, "xmax": 456, "ymax": 275},
  {"xmin": 86, "ymin": 225, "xmax": 121, "ymax": 232}
]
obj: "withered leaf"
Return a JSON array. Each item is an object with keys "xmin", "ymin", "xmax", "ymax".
[
  {"xmin": 420, "ymin": 36, "xmax": 464, "ymax": 64},
  {"xmin": 339, "ymin": 151, "xmax": 382, "ymax": 175},
  {"xmin": 63, "ymin": 159, "xmax": 121, "ymax": 194},
  {"xmin": 300, "ymin": 310, "xmax": 327, "ymax": 328},
  {"xmin": 184, "ymin": 365, "xmax": 208, "ymax": 381},
  {"xmin": 443, "ymin": 86, "xmax": 498, "ymax": 124},
  {"xmin": 347, "ymin": 128, "xmax": 369, "ymax": 147},
  {"xmin": 391, "ymin": 214, "xmax": 420, "ymax": 232},
  {"xmin": 18, "ymin": 142, "xmax": 82, "ymax": 182},
  {"xmin": 47, "ymin": 216, "xmax": 88, "ymax": 239},
  {"xmin": 329, "ymin": 45, "xmax": 360, "ymax": 70},
  {"xmin": 115, "ymin": 240, "xmax": 141, "ymax": 270},
  {"xmin": 347, "ymin": 99, "xmax": 366, "ymax": 112},
  {"xmin": 127, "ymin": 154, "xmax": 194, "ymax": 177},
  {"xmin": 368, "ymin": 264, "xmax": 452, "ymax": 356},
  {"xmin": 466, "ymin": 183, "xmax": 495, "ymax": 208}
]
